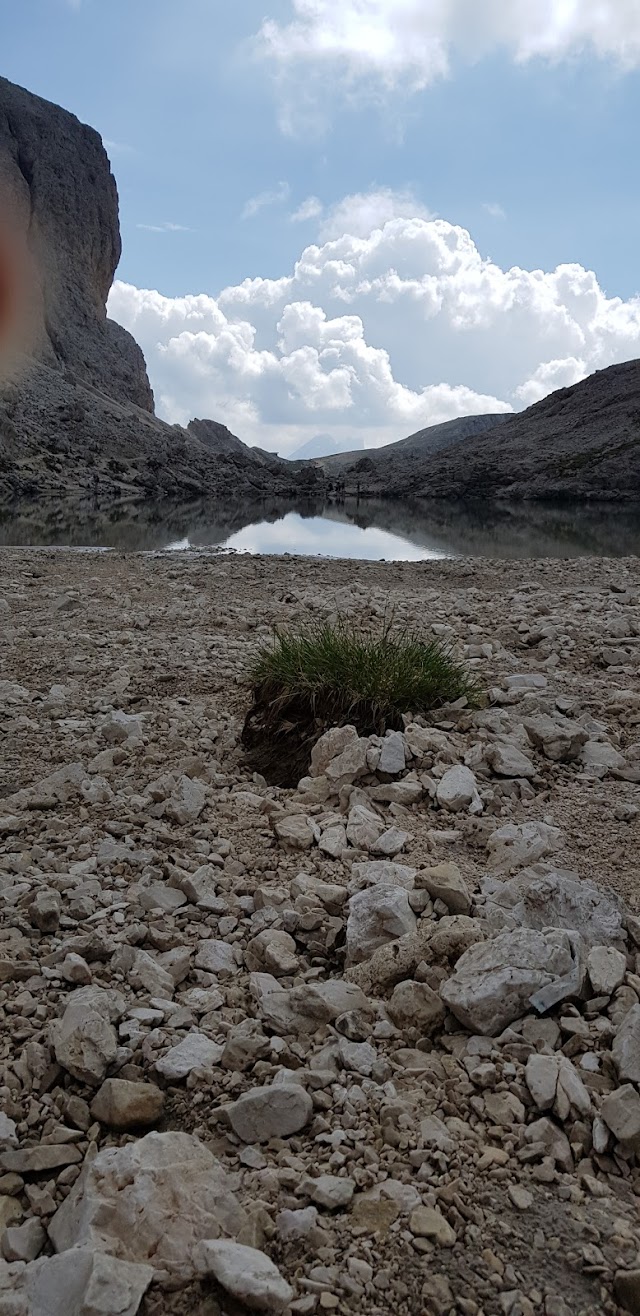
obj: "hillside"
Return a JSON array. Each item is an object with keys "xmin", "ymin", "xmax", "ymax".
[
  {"xmin": 315, "ymin": 412, "xmax": 511, "ymax": 475},
  {"xmin": 330, "ymin": 361, "xmax": 640, "ymax": 501}
]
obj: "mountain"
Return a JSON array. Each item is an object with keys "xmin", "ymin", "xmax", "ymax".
[
  {"xmin": 0, "ymin": 77, "xmax": 323, "ymax": 505},
  {"xmin": 314, "ymin": 413, "xmax": 512, "ymax": 475},
  {"xmin": 289, "ymin": 434, "xmax": 367, "ymax": 461},
  {"xmin": 333, "ymin": 360, "xmax": 640, "ymax": 501}
]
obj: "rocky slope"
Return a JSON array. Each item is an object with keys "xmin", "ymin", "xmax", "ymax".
[
  {"xmin": 0, "ymin": 78, "xmax": 320, "ymax": 505},
  {"xmin": 315, "ymin": 414, "xmax": 511, "ymax": 478},
  {"xmin": 2, "ymin": 548, "xmax": 640, "ymax": 1315},
  {"xmin": 336, "ymin": 361, "xmax": 640, "ymax": 502}
]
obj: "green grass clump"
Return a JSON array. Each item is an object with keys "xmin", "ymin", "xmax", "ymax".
[{"xmin": 242, "ymin": 618, "xmax": 478, "ymax": 785}]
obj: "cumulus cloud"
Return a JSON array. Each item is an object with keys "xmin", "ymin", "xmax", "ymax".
[
  {"xmin": 318, "ymin": 188, "xmax": 432, "ymax": 240},
  {"xmin": 241, "ymin": 182, "xmax": 290, "ymax": 220},
  {"xmin": 108, "ymin": 203, "xmax": 640, "ymax": 456}
]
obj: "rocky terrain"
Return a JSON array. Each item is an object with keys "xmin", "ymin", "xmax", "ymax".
[
  {"xmin": 333, "ymin": 361, "xmax": 640, "ymax": 503},
  {"xmin": 315, "ymin": 415, "xmax": 511, "ymax": 478},
  {"xmin": 0, "ymin": 77, "xmax": 319, "ymax": 506},
  {"xmin": 2, "ymin": 548, "xmax": 640, "ymax": 1315}
]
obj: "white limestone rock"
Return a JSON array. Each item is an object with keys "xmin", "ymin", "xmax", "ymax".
[
  {"xmin": 155, "ymin": 1033, "xmax": 223, "ymax": 1082},
  {"xmin": 440, "ymin": 927, "xmax": 576, "ymax": 1036},
  {"xmin": 346, "ymin": 884, "xmax": 417, "ymax": 966},
  {"xmin": 195, "ymin": 1241, "xmax": 293, "ymax": 1313},
  {"xmin": 48, "ymin": 1131, "xmax": 247, "ymax": 1280},
  {"xmin": 226, "ymin": 1083, "xmax": 313, "ymax": 1142},
  {"xmin": 487, "ymin": 821, "xmax": 563, "ymax": 874},
  {"xmin": 436, "ymin": 765, "xmax": 482, "ymax": 814}
]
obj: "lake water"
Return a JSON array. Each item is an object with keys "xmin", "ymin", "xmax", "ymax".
[{"xmin": 2, "ymin": 496, "xmax": 640, "ymax": 559}]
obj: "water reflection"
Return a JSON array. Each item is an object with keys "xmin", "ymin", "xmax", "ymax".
[{"xmin": 1, "ymin": 495, "xmax": 640, "ymax": 559}]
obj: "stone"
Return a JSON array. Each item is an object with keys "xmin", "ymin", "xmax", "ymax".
[
  {"xmin": 436, "ymin": 765, "xmax": 482, "ymax": 813},
  {"xmin": 525, "ymin": 1054, "xmax": 558, "ymax": 1111},
  {"xmin": 48, "ymin": 1131, "xmax": 247, "ymax": 1280},
  {"xmin": 554, "ymin": 1056, "xmax": 591, "ymax": 1118},
  {"xmin": 165, "ymin": 775, "xmax": 207, "ymax": 825},
  {"xmin": 303, "ymin": 1175, "xmax": 355, "ymax": 1210},
  {"xmin": 482, "ymin": 868, "xmax": 625, "ymax": 949},
  {"xmin": 351, "ymin": 860, "xmax": 416, "ymax": 891},
  {"xmin": 30, "ymin": 888, "xmax": 61, "ymax": 932},
  {"xmin": 155, "ymin": 1033, "xmax": 223, "ymax": 1081},
  {"xmin": 276, "ymin": 1207, "xmax": 319, "ymax": 1241},
  {"xmin": 324, "ymin": 738, "xmax": 369, "ymax": 786},
  {"xmin": 178, "ymin": 864, "xmax": 221, "ymax": 908},
  {"xmin": 310, "ymin": 726, "xmax": 358, "ymax": 777},
  {"xmin": 226, "ymin": 1083, "xmax": 313, "ymax": 1142},
  {"xmin": 486, "ymin": 743, "xmax": 536, "ymax": 778},
  {"xmin": 195, "ymin": 1241, "xmax": 293, "ymax": 1313},
  {"xmin": 587, "ymin": 945, "xmax": 627, "ymax": 996},
  {"xmin": 246, "ymin": 930, "xmax": 298, "ymax": 977},
  {"xmin": 137, "ymin": 883, "xmax": 186, "ymax": 913},
  {"xmin": 601, "ymin": 1085, "xmax": 640, "ymax": 1149},
  {"xmin": 24, "ymin": 1248, "xmax": 154, "ymax": 1316},
  {"xmin": 0, "ymin": 1118, "xmax": 17, "ymax": 1150},
  {"xmin": 418, "ymin": 862, "xmax": 471, "ymax": 914},
  {"xmin": 346, "ymin": 884, "xmax": 417, "ymax": 965},
  {"xmin": 524, "ymin": 1117, "xmax": 573, "ymax": 1172},
  {"xmin": 346, "ymin": 804, "xmax": 385, "ymax": 850},
  {"xmin": 508, "ymin": 1185, "xmax": 533, "ymax": 1211},
  {"xmin": 60, "ymin": 952, "xmax": 93, "ymax": 985},
  {"xmin": 524, "ymin": 714, "xmax": 588, "ymax": 763},
  {"xmin": 386, "ymin": 980, "xmax": 446, "ymax": 1033},
  {"xmin": 194, "ymin": 939, "xmax": 238, "ymax": 974},
  {"xmin": 613, "ymin": 1005, "xmax": 640, "ymax": 1084},
  {"xmin": 113, "ymin": 946, "xmax": 175, "ymax": 999},
  {"xmin": 100, "ymin": 709, "xmax": 144, "ymax": 744},
  {"xmin": 487, "ymin": 822, "xmax": 563, "ymax": 873},
  {"xmin": 0, "ymin": 1198, "xmax": 22, "ymax": 1231},
  {"xmin": 274, "ymin": 815, "xmax": 316, "ymax": 850},
  {"xmin": 2, "ymin": 1217, "xmax": 46, "ymax": 1262},
  {"xmin": 0, "ymin": 1144, "xmax": 81, "ymax": 1175},
  {"xmin": 408, "ymin": 1206, "xmax": 456, "ymax": 1246},
  {"xmin": 52, "ymin": 987, "xmax": 122, "ymax": 1086},
  {"xmin": 318, "ymin": 825, "xmax": 347, "ymax": 858},
  {"xmin": 90, "ymin": 1079, "xmax": 165, "ymax": 1130},
  {"xmin": 615, "ymin": 1270, "xmax": 640, "ymax": 1316},
  {"xmin": 370, "ymin": 826, "xmax": 411, "ymax": 857},
  {"xmin": 337, "ymin": 1037, "xmax": 376, "ymax": 1076},
  {"xmin": 440, "ymin": 927, "xmax": 576, "ymax": 1035},
  {"xmin": 581, "ymin": 740, "xmax": 626, "ymax": 774},
  {"xmin": 378, "ymin": 732, "xmax": 407, "ymax": 775}
]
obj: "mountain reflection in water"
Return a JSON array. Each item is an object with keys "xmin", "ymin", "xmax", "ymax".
[{"xmin": 2, "ymin": 496, "xmax": 640, "ymax": 559}]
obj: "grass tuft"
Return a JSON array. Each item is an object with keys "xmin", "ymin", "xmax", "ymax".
[{"xmin": 242, "ymin": 617, "xmax": 479, "ymax": 786}]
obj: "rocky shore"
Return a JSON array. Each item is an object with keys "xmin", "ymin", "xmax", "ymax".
[{"xmin": 2, "ymin": 548, "xmax": 640, "ymax": 1316}]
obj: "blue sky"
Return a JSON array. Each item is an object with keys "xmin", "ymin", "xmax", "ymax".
[{"xmin": 3, "ymin": 0, "xmax": 640, "ymax": 454}]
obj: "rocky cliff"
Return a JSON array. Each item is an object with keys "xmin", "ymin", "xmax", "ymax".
[{"xmin": 0, "ymin": 77, "xmax": 322, "ymax": 505}]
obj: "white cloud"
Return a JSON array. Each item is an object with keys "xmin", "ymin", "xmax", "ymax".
[
  {"xmin": 290, "ymin": 196, "xmax": 324, "ymax": 223},
  {"xmin": 108, "ymin": 201, "xmax": 640, "ymax": 456},
  {"xmin": 319, "ymin": 188, "xmax": 432, "ymax": 239},
  {"xmin": 483, "ymin": 202, "xmax": 506, "ymax": 220},
  {"xmin": 137, "ymin": 221, "xmax": 193, "ymax": 233},
  {"xmin": 241, "ymin": 182, "xmax": 290, "ymax": 220},
  {"xmin": 256, "ymin": 1, "xmax": 640, "ymax": 126}
]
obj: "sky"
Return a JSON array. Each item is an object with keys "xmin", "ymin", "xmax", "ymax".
[{"xmin": 3, "ymin": 0, "xmax": 640, "ymax": 456}]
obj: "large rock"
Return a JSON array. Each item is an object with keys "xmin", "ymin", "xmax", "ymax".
[
  {"xmin": 48, "ymin": 1131, "xmax": 247, "ymax": 1280},
  {"xmin": 613, "ymin": 1005, "xmax": 640, "ymax": 1085},
  {"xmin": 524, "ymin": 714, "xmax": 588, "ymax": 763},
  {"xmin": 0, "ymin": 75, "xmax": 152, "ymax": 409},
  {"xmin": 481, "ymin": 867, "xmax": 625, "ymax": 948},
  {"xmin": 51, "ymin": 986, "xmax": 123, "ymax": 1086},
  {"xmin": 440, "ymin": 927, "xmax": 577, "ymax": 1035},
  {"xmin": 487, "ymin": 821, "xmax": 563, "ymax": 873},
  {"xmin": 436, "ymin": 766, "xmax": 482, "ymax": 814},
  {"xmin": 23, "ymin": 1248, "xmax": 154, "ymax": 1316},
  {"xmin": 346, "ymin": 885, "xmax": 417, "ymax": 966}
]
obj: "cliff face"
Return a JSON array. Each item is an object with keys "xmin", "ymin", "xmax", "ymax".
[
  {"xmin": 0, "ymin": 77, "xmax": 327, "ymax": 506},
  {"xmin": 0, "ymin": 76, "xmax": 153, "ymax": 411}
]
